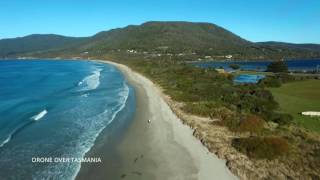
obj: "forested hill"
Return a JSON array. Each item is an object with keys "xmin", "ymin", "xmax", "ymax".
[
  {"xmin": 86, "ymin": 21, "xmax": 251, "ymax": 53},
  {"xmin": 1, "ymin": 21, "xmax": 320, "ymax": 59},
  {"xmin": 0, "ymin": 34, "xmax": 87, "ymax": 58},
  {"xmin": 257, "ymin": 41, "xmax": 320, "ymax": 52}
]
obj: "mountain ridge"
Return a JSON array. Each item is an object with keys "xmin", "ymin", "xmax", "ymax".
[
  {"xmin": 1, "ymin": 21, "xmax": 319, "ymax": 59},
  {"xmin": 257, "ymin": 41, "xmax": 320, "ymax": 52},
  {"xmin": 0, "ymin": 34, "xmax": 87, "ymax": 58}
]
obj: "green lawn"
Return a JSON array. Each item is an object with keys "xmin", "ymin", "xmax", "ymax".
[{"xmin": 269, "ymin": 80, "xmax": 320, "ymax": 132}]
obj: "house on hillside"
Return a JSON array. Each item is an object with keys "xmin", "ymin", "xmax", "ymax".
[
  {"xmin": 215, "ymin": 68, "xmax": 225, "ymax": 74},
  {"xmin": 127, "ymin": 49, "xmax": 137, "ymax": 54},
  {"xmin": 225, "ymin": 55, "xmax": 233, "ymax": 59}
]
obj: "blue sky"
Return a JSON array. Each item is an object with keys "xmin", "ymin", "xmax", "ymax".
[{"xmin": 0, "ymin": 0, "xmax": 319, "ymax": 43}]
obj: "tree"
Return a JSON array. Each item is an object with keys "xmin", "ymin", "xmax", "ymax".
[
  {"xmin": 266, "ymin": 61, "xmax": 288, "ymax": 73},
  {"xmin": 229, "ymin": 64, "xmax": 240, "ymax": 70}
]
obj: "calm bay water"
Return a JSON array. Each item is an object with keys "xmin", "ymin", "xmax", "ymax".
[{"xmin": 0, "ymin": 60, "xmax": 135, "ymax": 179}]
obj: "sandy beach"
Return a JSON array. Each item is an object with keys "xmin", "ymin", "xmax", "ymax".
[{"xmin": 77, "ymin": 60, "xmax": 237, "ymax": 180}]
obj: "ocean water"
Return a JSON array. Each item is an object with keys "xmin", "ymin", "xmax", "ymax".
[
  {"xmin": 194, "ymin": 59, "xmax": 320, "ymax": 72},
  {"xmin": 0, "ymin": 60, "xmax": 135, "ymax": 179}
]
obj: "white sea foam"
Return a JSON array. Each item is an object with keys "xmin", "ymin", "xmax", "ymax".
[
  {"xmin": 78, "ymin": 68, "xmax": 102, "ymax": 91},
  {"xmin": 0, "ymin": 135, "xmax": 11, "ymax": 148},
  {"xmin": 81, "ymin": 93, "xmax": 89, "ymax": 98},
  {"xmin": 0, "ymin": 109, "xmax": 47, "ymax": 148},
  {"xmin": 71, "ymin": 82, "xmax": 130, "ymax": 180},
  {"xmin": 31, "ymin": 110, "xmax": 48, "ymax": 121}
]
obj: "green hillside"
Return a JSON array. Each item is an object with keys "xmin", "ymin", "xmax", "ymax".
[
  {"xmin": 0, "ymin": 34, "xmax": 87, "ymax": 58},
  {"xmin": 84, "ymin": 22, "xmax": 320, "ymax": 59},
  {"xmin": 87, "ymin": 21, "xmax": 251, "ymax": 52},
  {"xmin": 258, "ymin": 41, "xmax": 320, "ymax": 52},
  {"xmin": 1, "ymin": 21, "xmax": 320, "ymax": 59}
]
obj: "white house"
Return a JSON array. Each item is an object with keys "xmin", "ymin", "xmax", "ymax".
[
  {"xmin": 225, "ymin": 55, "xmax": 233, "ymax": 59},
  {"xmin": 301, "ymin": 111, "xmax": 320, "ymax": 117}
]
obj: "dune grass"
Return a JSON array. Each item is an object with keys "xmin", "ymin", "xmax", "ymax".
[{"xmin": 269, "ymin": 79, "xmax": 320, "ymax": 132}]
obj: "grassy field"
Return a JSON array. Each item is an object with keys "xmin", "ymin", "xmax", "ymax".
[
  {"xmin": 269, "ymin": 79, "xmax": 320, "ymax": 132},
  {"xmin": 234, "ymin": 70, "xmax": 274, "ymax": 76},
  {"xmin": 235, "ymin": 70, "xmax": 319, "ymax": 77}
]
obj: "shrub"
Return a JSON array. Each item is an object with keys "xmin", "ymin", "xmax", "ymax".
[
  {"xmin": 276, "ymin": 73, "xmax": 295, "ymax": 83},
  {"xmin": 183, "ymin": 102, "xmax": 237, "ymax": 121},
  {"xmin": 206, "ymin": 108, "xmax": 241, "ymax": 131},
  {"xmin": 237, "ymin": 115, "xmax": 265, "ymax": 134},
  {"xmin": 270, "ymin": 112, "xmax": 293, "ymax": 125},
  {"xmin": 215, "ymin": 108, "xmax": 239, "ymax": 129},
  {"xmin": 232, "ymin": 136, "xmax": 290, "ymax": 159},
  {"xmin": 259, "ymin": 76, "xmax": 282, "ymax": 87},
  {"xmin": 183, "ymin": 101, "xmax": 219, "ymax": 117},
  {"xmin": 124, "ymin": 57, "xmax": 281, "ymax": 132},
  {"xmin": 266, "ymin": 61, "xmax": 288, "ymax": 73},
  {"xmin": 229, "ymin": 64, "xmax": 240, "ymax": 70}
]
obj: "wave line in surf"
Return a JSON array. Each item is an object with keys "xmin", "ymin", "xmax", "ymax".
[
  {"xmin": 31, "ymin": 110, "xmax": 48, "ymax": 121},
  {"xmin": 0, "ymin": 109, "xmax": 48, "ymax": 148},
  {"xmin": 72, "ymin": 82, "xmax": 131, "ymax": 180},
  {"xmin": 78, "ymin": 68, "xmax": 102, "ymax": 91},
  {"xmin": 0, "ymin": 135, "xmax": 11, "ymax": 148}
]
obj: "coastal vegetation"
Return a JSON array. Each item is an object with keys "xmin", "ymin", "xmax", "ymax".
[
  {"xmin": 232, "ymin": 136, "xmax": 289, "ymax": 159},
  {"xmin": 0, "ymin": 34, "xmax": 87, "ymax": 58},
  {"xmin": 266, "ymin": 60, "xmax": 288, "ymax": 73},
  {"xmin": 1, "ymin": 21, "xmax": 319, "ymax": 178},
  {"xmin": 269, "ymin": 80, "xmax": 320, "ymax": 132},
  {"xmin": 229, "ymin": 64, "xmax": 240, "ymax": 70},
  {"xmin": 113, "ymin": 54, "xmax": 284, "ymax": 126},
  {"xmin": 100, "ymin": 52, "xmax": 320, "ymax": 178}
]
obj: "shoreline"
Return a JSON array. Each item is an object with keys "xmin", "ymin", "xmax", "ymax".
[
  {"xmin": 102, "ymin": 60, "xmax": 320, "ymax": 180},
  {"xmin": 93, "ymin": 60, "xmax": 237, "ymax": 180}
]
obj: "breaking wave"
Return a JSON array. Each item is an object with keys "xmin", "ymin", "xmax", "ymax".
[
  {"xmin": 0, "ymin": 60, "xmax": 135, "ymax": 180},
  {"xmin": 0, "ymin": 135, "xmax": 11, "ymax": 148},
  {"xmin": 31, "ymin": 110, "xmax": 48, "ymax": 121},
  {"xmin": 78, "ymin": 68, "xmax": 102, "ymax": 91},
  {"xmin": 0, "ymin": 110, "xmax": 48, "ymax": 148},
  {"xmin": 71, "ymin": 82, "xmax": 130, "ymax": 180}
]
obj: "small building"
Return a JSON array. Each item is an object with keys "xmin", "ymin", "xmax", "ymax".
[
  {"xmin": 127, "ymin": 49, "xmax": 137, "ymax": 53},
  {"xmin": 225, "ymin": 55, "xmax": 233, "ymax": 59},
  {"xmin": 301, "ymin": 111, "xmax": 320, "ymax": 117},
  {"xmin": 215, "ymin": 68, "xmax": 225, "ymax": 74}
]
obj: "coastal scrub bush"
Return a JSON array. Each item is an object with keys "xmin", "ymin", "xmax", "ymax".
[
  {"xmin": 270, "ymin": 112, "xmax": 293, "ymax": 125},
  {"xmin": 182, "ymin": 101, "xmax": 237, "ymax": 122},
  {"xmin": 214, "ymin": 108, "xmax": 241, "ymax": 130},
  {"xmin": 211, "ymin": 107, "xmax": 236, "ymax": 122},
  {"xmin": 183, "ymin": 101, "xmax": 220, "ymax": 117},
  {"xmin": 115, "ymin": 54, "xmax": 283, "ymax": 130},
  {"xmin": 266, "ymin": 61, "xmax": 288, "ymax": 73},
  {"xmin": 276, "ymin": 73, "xmax": 295, "ymax": 83},
  {"xmin": 229, "ymin": 64, "xmax": 240, "ymax": 70},
  {"xmin": 229, "ymin": 85, "xmax": 279, "ymax": 120},
  {"xmin": 259, "ymin": 76, "xmax": 282, "ymax": 87},
  {"xmin": 237, "ymin": 115, "xmax": 265, "ymax": 134},
  {"xmin": 232, "ymin": 136, "xmax": 290, "ymax": 160}
]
